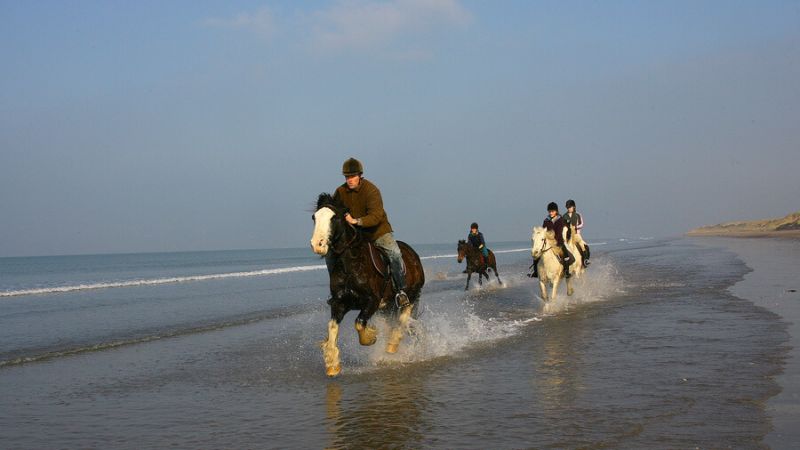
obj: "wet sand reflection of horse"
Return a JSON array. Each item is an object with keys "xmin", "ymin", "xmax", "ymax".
[
  {"xmin": 310, "ymin": 193, "xmax": 425, "ymax": 377},
  {"xmin": 457, "ymin": 240, "xmax": 502, "ymax": 290}
]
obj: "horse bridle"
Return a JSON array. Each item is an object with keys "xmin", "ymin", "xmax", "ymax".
[
  {"xmin": 321, "ymin": 205, "xmax": 360, "ymax": 256},
  {"xmin": 535, "ymin": 235, "xmax": 554, "ymax": 256}
]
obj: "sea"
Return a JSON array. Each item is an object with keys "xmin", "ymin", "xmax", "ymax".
[{"xmin": 0, "ymin": 237, "xmax": 788, "ymax": 448}]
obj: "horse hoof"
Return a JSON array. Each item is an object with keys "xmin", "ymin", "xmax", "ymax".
[
  {"xmin": 358, "ymin": 329, "xmax": 377, "ymax": 345},
  {"xmin": 386, "ymin": 343, "xmax": 398, "ymax": 354},
  {"xmin": 326, "ymin": 365, "xmax": 341, "ymax": 377},
  {"xmin": 359, "ymin": 334, "xmax": 377, "ymax": 346},
  {"xmin": 356, "ymin": 323, "xmax": 377, "ymax": 346}
]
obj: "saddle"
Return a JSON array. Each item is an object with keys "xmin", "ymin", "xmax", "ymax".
[{"xmin": 367, "ymin": 242, "xmax": 405, "ymax": 279}]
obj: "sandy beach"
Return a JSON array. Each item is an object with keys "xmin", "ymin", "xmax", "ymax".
[{"xmin": 693, "ymin": 236, "xmax": 800, "ymax": 448}]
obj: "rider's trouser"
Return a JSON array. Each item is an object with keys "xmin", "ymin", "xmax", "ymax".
[{"xmin": 374, "ymin": 233, "xmax": 406, "ymax": 291}]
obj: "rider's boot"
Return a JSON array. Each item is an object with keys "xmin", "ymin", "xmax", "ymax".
[
  {"xmin": 389, "ymin": 255, "xmax": 410, "ymax": 308},
  {"xmin": 560, "ymin": 244, "xmax": 573, "ymax": 278},
  {"xmin": 531, "ymin": 258, "xmax": 539, "ymax": 278}
]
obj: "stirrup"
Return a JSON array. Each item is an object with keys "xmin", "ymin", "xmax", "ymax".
[{"xmin": 395, "ymin": 290, "xmax": 410, "ymax": 309}]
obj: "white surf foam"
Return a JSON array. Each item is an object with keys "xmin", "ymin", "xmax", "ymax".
[
  {"xmin": 0, "ymin": 264, "xmax": 327, "ymax": 298},
  {"xmin": 3, "ymin": 248, "xmax": 532, "ymax": 298}
]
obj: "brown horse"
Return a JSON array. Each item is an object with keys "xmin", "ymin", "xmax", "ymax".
[
  {"xmin": 457, "ymin": 240, "xmax": 502, "ymax": 290},
  {"xmin": 310, "ymin": 193, "xmax": 425, "ymax": 377}
]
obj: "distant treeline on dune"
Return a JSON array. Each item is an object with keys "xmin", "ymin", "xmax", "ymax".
[{"xmin": 687, "ymin": 211, "xmax": 800, "ymax": 237}]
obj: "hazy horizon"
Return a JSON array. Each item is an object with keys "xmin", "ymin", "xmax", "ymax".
[{"xmin": 2, "ymin": 1, "xmax": 799, "ymax": 257}]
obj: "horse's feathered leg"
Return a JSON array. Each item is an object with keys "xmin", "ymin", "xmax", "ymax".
[
  {"xmin": 321, "ymin": 297, "xmax": 347, "ymax": 377},
  {"xmin": 386, "ymin": 304, "xmax": 413, "ymax": 354},
  {"xmin": 321, "ymin": 319, "xmax": 341, "ymax": 377}
]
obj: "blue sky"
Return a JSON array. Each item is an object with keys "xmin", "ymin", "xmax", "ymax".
[{"xmin": 1, "ymin": 1, "xmax": 799, "ymax": 256}]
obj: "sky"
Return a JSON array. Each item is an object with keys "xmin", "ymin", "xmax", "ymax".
[{"xmin": 1, "ymin": 0, "xmax": 799, "ymax": 257}]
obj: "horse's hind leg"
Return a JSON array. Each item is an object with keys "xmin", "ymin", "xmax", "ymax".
[
  {"xmin": 492, "ymin": 265, "xmax": 502, "ymax": 285},
  {"xmin": 386, "ymin": 304, "xmax": 413, "ymax": 354}
]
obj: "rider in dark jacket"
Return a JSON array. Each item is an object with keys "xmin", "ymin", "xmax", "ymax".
[
  {"xmin": 467, "ymin": 222, "xmax": 489, "ymax": 266},
  {"xmin": 327, "ymin": 158, "xmax": 409, "ymax": 307},
  {"xmin": 531, "ymin": 202, "xmax": 574, "ymax": 279}
]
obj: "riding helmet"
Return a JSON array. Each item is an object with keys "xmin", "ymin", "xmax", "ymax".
[
  {"xmin": 471, "ymin": 222, "xmax": 479, "ymax": 229},
  {"xmin": 342, "ymin": 158, "xmax": 364, "ymax": 176},
  {"xmin": 547, "ymin": 202, "xmax": 559, "ymax": 212},
  {"xmin": 566, "ymin": 199, "xmax": 576, "ymax": 208}
]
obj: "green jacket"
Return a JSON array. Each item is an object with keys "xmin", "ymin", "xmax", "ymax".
[{"xmin": 333, "ymin": 178, "xmax": 393, "ymax": 241}]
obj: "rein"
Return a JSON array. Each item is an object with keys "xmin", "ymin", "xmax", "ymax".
[
  {"xmin": 536, "ymin": 237, "xmax": 557, "ymax": 257},
  {"xmin": 321, "ymin": 205, "xmax": 361, "ymax": 257}
]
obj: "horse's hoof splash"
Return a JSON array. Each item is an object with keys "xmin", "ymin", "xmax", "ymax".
[
  {"xmin": 326, "ymin": 365, "xmax": 341, "ymax": 377},
  {"xmin": 355, "ymin": 322, "xmax": 377, "ymax": 346},
  {"xmin": 386, "ymin": 343, "xmax": 398, "ymax": 354}
]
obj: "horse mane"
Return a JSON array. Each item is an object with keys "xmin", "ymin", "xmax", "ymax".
[{"xmin": 316, "ymin": 192, "xmax": 339, "ymax": 211}]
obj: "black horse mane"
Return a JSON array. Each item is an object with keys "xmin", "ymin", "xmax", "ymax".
[{"xmin": 316, "ymin": 192, "xmax": 340, "ymax": 211}]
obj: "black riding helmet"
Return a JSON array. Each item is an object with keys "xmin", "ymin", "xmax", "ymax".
[
  {"xmin": 566, "ymin": 199, "xmax": 576, "ymax": 209},
  {"xmin": 342, "ymin": 157, "xmax": 364, "ymax": 176},
  {"xmin": 470, "ymin": 222, "xmax": 479, "ymax": 229},
  {"xmin": 547, "ymin": 202, "xmax": 559, "ymax": 212}
]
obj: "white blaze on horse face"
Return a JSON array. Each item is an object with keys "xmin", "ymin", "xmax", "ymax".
[
  {"xmin": 311, "ymin": 207, "xmax": 335, "ymax": 255},
  {"xmin": 531, "ymin": 227, "xmax": 545, "ymax": 258}
]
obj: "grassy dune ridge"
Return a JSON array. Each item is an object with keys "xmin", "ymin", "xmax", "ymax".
[{"xmin": 687, "ymin": 211, "xmax": 800, "ymax": 237}]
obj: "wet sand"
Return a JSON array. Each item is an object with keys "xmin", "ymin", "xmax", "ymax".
[{"xmin": 694, "ymin": 237, "xmax": 800, "ymax": 449}]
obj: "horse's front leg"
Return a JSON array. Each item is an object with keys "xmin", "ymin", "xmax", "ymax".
[
  {"xmin": 387, "ymin": 303, "xmax": 413, "ymax": 354},
  {"xmin": 321, "ymin": 302, "xmax": 347, "ymax": 377},
  {"xmin": 465, "ymin": 271, "xmax": 472, "ymax": 290},
  {"xmin": 566, "ymin": 274, "xmax": 574, "ymax": 296},
  {"xmin": 551, "ymin": 274, "xmax": 560, "ymax": 299},
  {"xmin": 478, "ymin": 271, "xmax": 483, "ymax": 286},
  {"xmin": 539, "ymin": 278, "xmax": 548, "ymax": 301}
]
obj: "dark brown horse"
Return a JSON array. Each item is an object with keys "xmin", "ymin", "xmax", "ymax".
[
  {"xmin": 310, "ymin": 193, "xmax": 425, "ymax": 377},
  {"xmin": 457, "ymin": 240, "xmax": 502, "ymax": 290}
]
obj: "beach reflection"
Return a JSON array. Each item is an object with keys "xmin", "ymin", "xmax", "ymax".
[
  {"xmin": 531, "ymin": 315, "xmax": 587, "ymax": 424},
  {"xmin": 324, "ymin": 370, "xmax": 426, "ymax": 449}
]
